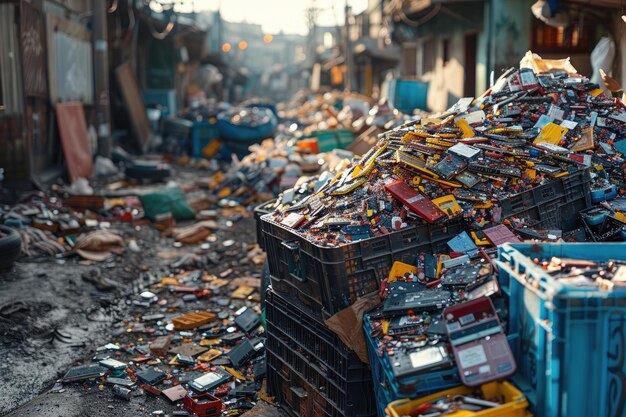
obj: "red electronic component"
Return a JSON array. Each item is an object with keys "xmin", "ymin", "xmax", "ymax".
[
  {"xmin": 444, "ymin": 297, "xmax": 516, "ymax": 386},
  {"xmin": 384, "ymin": 181, "xmax": 445, "ymax": 224},
  {"xmin": 183, "ymin": 392, "xmax": 222, "ymax": 417}
]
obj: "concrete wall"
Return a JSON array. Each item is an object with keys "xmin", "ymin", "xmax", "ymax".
[
  {"xmin": 403, "ymin": 2, "xmax": 484, "ymax": 112},
  {"xmin": 421, "ymin": 32, "xmax": 466, "ymax": 112}
]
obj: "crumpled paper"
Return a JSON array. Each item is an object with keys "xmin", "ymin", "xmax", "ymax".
[
  {"xmin": 75, "ymin": 230, "xmax": 125, "ymax": 261},
  {"xmin": 173, "ymin": 220, "xmax": 219, "ymax": 244}
]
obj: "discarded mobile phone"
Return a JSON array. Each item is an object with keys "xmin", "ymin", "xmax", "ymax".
[
  {"xmin": 447, "ymin": 143, "xmax": 481, "ymax": 160},
  {"xmin": 387, "ymin": 314, "xmax": 426, "ymax": 336},
  {"xmin": 227, "ymin": 339, "xmax": 256, "ymax": 367},
  {"xmin": 385, "ymin": 180, "xmax": 445, "ymax": 224},
  {"xmin": 176, "ymin": 354, "xmax": 196, "ymax": 366},
  {"xmin": 234, "ymin": 308, "xmax": 261, "ymax": 333},
  {"xmin": 188, "ymin": 368, "xmax": 231, "ymax": 392},
  {"xmin": 99, "ymin": 358, "xmax": 128, "ymax": 371},
  {"xmin": 442, "ymin": 262, "xmax": 491, "ymax": 288},
  {"xmin": 62, "ymin": 364, "xmax": 107, "ymax": 383},
  {"xmin": 433, "ymin": 156, "xmax": 467, "ymax": 180},
  {"xmin": 280, "ymin": 212, "xmax": 307, "ymax": 229},
  {"xmin": 135, "ymin": 368, "xmax": 167, "ymax": 385},
  {"xmin": 105, "ymin": 377, "xmax": 136, "ymax": 388},
  {"xmin": 383, "ymin": 288, "xmax": 451, "ymax": 316},
  {"xmin": 390, "ymin": 344, "xmax": 454, "ymax": 379},
  {"xmin": 444, "ymin": 297, "xmax": 516, "ymax": 386},
  {"xmin": 432, "ymin": 194, "xmax": 462, "ymax": 218},
  {"xmin": 465, "ymin": 277, "xmax": 501, "ymax": 300},
  {"xmin": 454, "ymin": 170, "xmax": 481, "ymax": 188}
]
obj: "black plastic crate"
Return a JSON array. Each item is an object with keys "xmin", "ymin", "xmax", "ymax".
[
  {"xmin": 265, "ymin": 290, "xmax": 370, "ymax": 383},
  {"xmin": 499, "ymin": 170, "xmax": 592, "ymax": 225},
  {"xmin": 262, "ymin": 216, "xmax": 465, "ymax": 318},
  {"xmin": 253, "ymin": 199, "xmax": 276, "ymax": 250},
  {"xmin": 267, "ymin": 362, "xmax": 362, "ymax": 417},
  {"xmin": 504, "ymin": 192, "xmax": 590, "ymax": 231},
  {"xmin": 266, "ymin": 347, "xmax": 376, "ymax": 417}
]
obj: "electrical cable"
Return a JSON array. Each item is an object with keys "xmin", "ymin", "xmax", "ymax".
[
  {"xmin": 108, "ymin": 0, "xmax": 119, "ymax": 13},
  {"xmin": 395, "ymin": 0, "xmax": 441, "ymax": 27}
]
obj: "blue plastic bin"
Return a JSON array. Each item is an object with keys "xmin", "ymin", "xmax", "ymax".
[
  {"xmin": 190, "ymin": 121, "xmax": 219, "ymax": 158},
  {"xmin": 363, "ymin": 312, "xmax": 461, "ymax": 417},
  {"xmin": 496, "ymin": 242, "xmax": 626, "ymax": 417},
  {"xmin": 389, "ymin": 79, "xmax": 428, "ymax": 114}
]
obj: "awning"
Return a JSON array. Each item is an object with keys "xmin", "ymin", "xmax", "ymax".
[
  {"xmin": 353, "ymin": 38, "xmax": 399, "ymax": 63},
  {"xmin": 322, "ymin": 55, "xmax": 345, "ymax": 72},
  {"xmin": 385, "ymin": 0, "xmax": 484, "ymax": 17}
]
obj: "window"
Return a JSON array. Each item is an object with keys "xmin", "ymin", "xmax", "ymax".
[
  {"xmin": 401, "ymin": 43, "xmax": 417, "ymax": 76},
  {"xmin": 442, "ymin": 38, "xmax": 450, "ymax": 65},
  {"xmin": 323, "ymin": 32, "xmax": 334, "ymax": 49},
  {"xmin": 531, "ymin": 18, "xmax": 593, "ymax": 53},
  {"xmin": 422, "ymin": 39, "xmax": 435, "ymax": 74}
]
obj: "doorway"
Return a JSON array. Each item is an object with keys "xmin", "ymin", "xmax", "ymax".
[{"xmin": 464, "ymin": 33, "xmax": 477, "ymax": 97}]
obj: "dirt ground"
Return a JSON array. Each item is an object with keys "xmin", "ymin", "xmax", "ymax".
[{"xmin": 0, "ymin": 215, "xmax": 287, "ymax": 417}]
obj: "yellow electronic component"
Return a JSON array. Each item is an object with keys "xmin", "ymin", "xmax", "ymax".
[
  {"xmin": 470, "ymin": 231, "xmax": 491, "ymax": 247},
  {"xmin": 381, "ymin": 319, "xmax": 390, "ymax": 336},
  {"xmin": 455, "ymin": 118, "xmax": 475, "ymax": 138},
  {"xmin": 425, "ymin": 137, "xmax": 455, "ymax": 147},
  {"xmin": 331, "ymin": 177, "xmax": 367, "ymax": 195},
  {"xmin": 388, "ymin": 261, "xmax": 417, "ymax": 282},
  {"xmin": 488, "ymin": 127, "xmax": 523, "ymax": 134},
  {"xmin": 411, "ymin": 176, "xmax": 422, "ymax": 186},
  {"xmin": 432, "ymin": 195, "xmax": 462, "ymax": 218},
  {"xmin": 197, "ymin": 348, "xmax": 222, "ymax": 362},
  {"xmin": 525, "ymin": 168, "xmax": 537, "ymax": 179},
  {"xmin": 436, "ymin": 255, "xmax": 450, "ymax": 279},
  {"xmin": 396, "ymin": 150, "xmax": 441, "ymax": 179},
  {"xmin": 217, "ymin": 187, "xmax": 232, "ymax": 198},
  {"xmin": 474, "ymin": 200, "xmax": 493, "ymax": 209},
  {"xmin": 403, "ymin": 130, "xmax": 430, "ymax": 141},
  {"xmin": 551, "ymin": 171, "xmax": 569, "ymax": 178},
  {"xmin": 224, "ymin": 367, "xmax": 248, "ymax": 381},
  {"xmin": 615, "ymin": 212, "xmax": 626, "ymax": 222},
  {"xmin": 437, "ymin": 133, "xmax": 457, "ymax": 139}
]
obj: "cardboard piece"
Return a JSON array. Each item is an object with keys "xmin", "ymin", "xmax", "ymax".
[
  {"xmin": 55, "ymin": 102, "xmax": 93, "ymax": 182},
  {"xmin": 115, "ymin": 62, "xmax": 153, "ymax": 153},
  {"xmin": 324, "ymin": 291, "xmax": 381, "ymax": 365}
]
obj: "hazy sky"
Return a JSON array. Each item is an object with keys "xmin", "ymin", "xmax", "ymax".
[{"xmin": 194, "ymin": 0, "xmax": 369, "ymax": 35}]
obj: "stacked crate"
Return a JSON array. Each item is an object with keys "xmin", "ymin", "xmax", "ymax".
[{"xmin": 265, "ymin": 290, "xmax": 376, "ymax": 417}]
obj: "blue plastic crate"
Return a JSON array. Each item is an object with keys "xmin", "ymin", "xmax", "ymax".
[
  {"xmin": 190, "ymin": 121, "xmax": 219, "ymax": 158},
  {"xmin": 496, "ymin": 242, "xmax": 626, "ymax": 417},
  {"xmin": 363, "ymin": 312, "xmax": 461, "ymax": 417}
]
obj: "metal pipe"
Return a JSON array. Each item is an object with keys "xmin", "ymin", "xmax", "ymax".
[{"xmin": 93, "ymin": 0, "xmax": 112, "ymax": 157}]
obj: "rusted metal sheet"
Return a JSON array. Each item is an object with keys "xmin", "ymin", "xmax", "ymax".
[
  {"xmin": 20, "ymin": 1, "xmax": 48, "ymax": 97},
  {"xmin": 0, "ymin": 3, "xmax": 24, "ymax": 115},
  {"xmin": 46, "ymin": 12, "xmax": 93, "ymax": 103},
  {"xmin": 0, "ymin": 3, "xmax": 29, "ymax": 185}
]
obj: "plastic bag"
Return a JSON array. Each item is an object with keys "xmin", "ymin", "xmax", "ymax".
[
  {"xmin": 519, "ymin": 50, "xmax": 578, "ymax": 74},
  {"xmin": 139, "ymin": 186, "xmax": 195, "ymax": 221},
  {"xmin": 590, "ymin": 37, "xmax": 616, "ymax": 95}
]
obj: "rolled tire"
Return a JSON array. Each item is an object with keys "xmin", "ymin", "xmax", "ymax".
[{"xmin": 0, "ymin": 225, "xmax": 22, "ymax": 271}]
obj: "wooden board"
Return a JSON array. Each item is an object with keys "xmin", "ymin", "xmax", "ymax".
[
  {"xmin": 115, "ymin": 62, "xmax": 152, "ymax": 153},
  {"xmin": 55, "ymin": 102, "xmax": 93, "ymax": 182}
]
